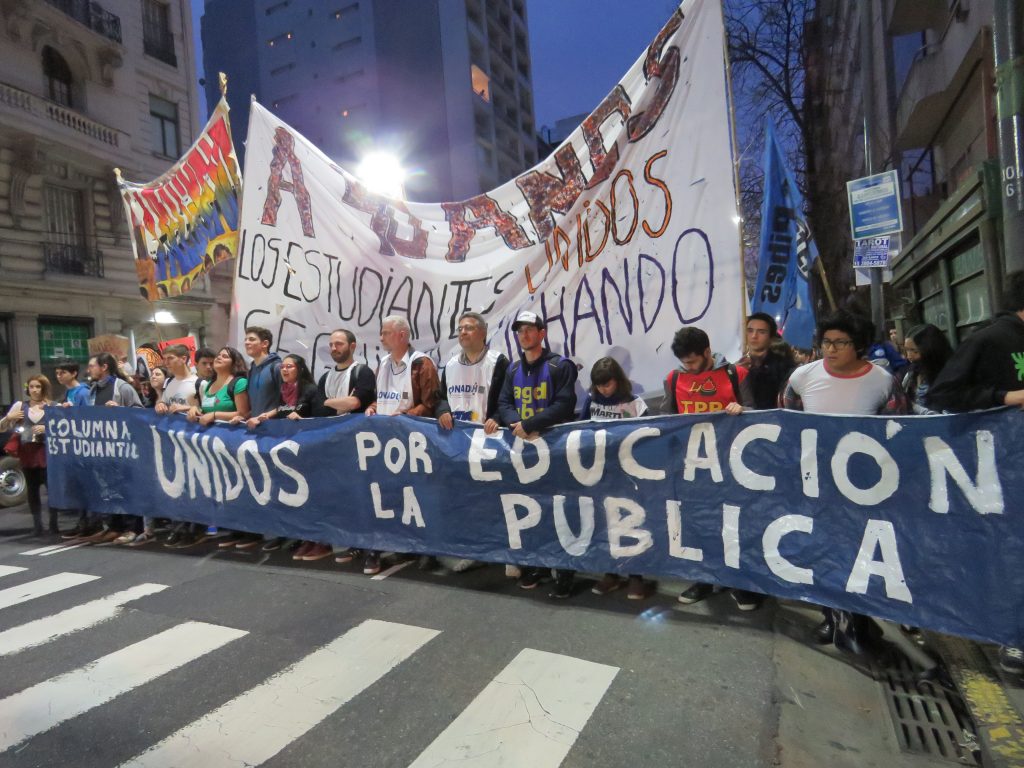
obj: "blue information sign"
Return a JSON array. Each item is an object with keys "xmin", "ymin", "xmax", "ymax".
[{"xmin": 847, "ymin": 170, "xmax": 903, "ymax": 240}]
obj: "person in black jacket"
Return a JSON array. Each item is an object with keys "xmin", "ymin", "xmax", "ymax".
[
  {"xmin": 737, "ymin": 312, "xmax": 796, "ymax": 410},
  {"xmin": 247, "ymin": 354, "xmax": 318, "ymax": 424},
  {"xmin": 492, "ymin": 310, "xmax": 579, "ymax": 598},
  {"xmin": 312, "ymin": 329, "xmax": 376, "ymax": 418},
  {"xmin": 925, "ymin": 271, "xmax": 1024, "ymax": 674}
]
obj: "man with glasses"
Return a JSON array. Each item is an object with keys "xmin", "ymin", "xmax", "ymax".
[
  {"xmin": 436, "ymin": 311, "xmax": 509, "ymax": 572},
  {"xmin": 782, "ymin": 310, "xmax": 907, "ymax": 653},
  {"xmin": 494, "ymin": 310, "xmax": 579, "ymax": 598}
]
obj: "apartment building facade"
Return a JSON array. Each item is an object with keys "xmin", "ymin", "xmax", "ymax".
[
  {"xmin": 201, "ymin": 0, "xmax": 537, "ymax": 202},
  {"xmin": 805, "ymin": 0, "xmax": 1001, "ymax": 343},
  {"xmin": 0, "ymin": 0, "xmax": 231, "ymax": 405}
]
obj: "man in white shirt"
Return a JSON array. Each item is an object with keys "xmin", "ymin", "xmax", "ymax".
[
  {"xmin": 435, "ymin": 311, "xmax": 509, "ymax": 572},
  {"xmin": 156, "ymin": 344, "xmax": 197, "ymax": 415},
  {"xmin": 782, "ymin": 310, "xmax": 907, "ymax": 654}
]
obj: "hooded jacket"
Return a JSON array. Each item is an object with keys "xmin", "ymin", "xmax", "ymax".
[{"xmin": 926, "ymin": 312, "xmax": 1024, "ymax": 411}]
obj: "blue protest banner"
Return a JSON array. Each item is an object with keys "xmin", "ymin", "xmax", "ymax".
[
  {"xmin": 751, "ymin": 121, "xmax": 819, "ymax": 349},
  {"xmin": 45, "ymin": 406, "xmax": 1024, "ymax": 646}
]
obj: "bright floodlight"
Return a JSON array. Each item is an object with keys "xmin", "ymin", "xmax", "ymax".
[
  {"xmin": 153, "ymin": 310, "xmax": 178, "ymax": 324},
  {"xmin": 356, "ymin": 152, "xmax": 406, "ymax": 198}
]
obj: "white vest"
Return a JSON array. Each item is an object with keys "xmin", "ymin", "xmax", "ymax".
[
  {"xmin": 375, "ymin": 350, "xmax": 425, "ymax": 415},
  {"xmin": 443, "ymin": 348, "xmax": 501, "ymax": 424}
]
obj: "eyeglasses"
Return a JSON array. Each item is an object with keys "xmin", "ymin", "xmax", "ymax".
[
  {"xmin": 456, "ymin": 325, "xmax": 480, "ymax": 333},
  {"xmin": 819, "ymin": 339, "xmax": 854, "ymax": 350}
]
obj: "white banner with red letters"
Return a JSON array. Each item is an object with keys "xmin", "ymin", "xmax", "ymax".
[{"xmin": 230, "ymin": 0, "xmax": 742, "ymax": 392}]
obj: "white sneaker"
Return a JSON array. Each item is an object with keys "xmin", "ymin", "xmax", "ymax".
[
  {"xmin": 452, "ymin": 559, "xmax": 477, "ymax": 573},
  {"xmin": 504, "ymin": 565, "xmax": 521, "ymax": 578}
]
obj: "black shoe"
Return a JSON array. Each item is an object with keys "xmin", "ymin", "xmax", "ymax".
[
  {"xmin": 261, "ymin": 537, "xmax": 286, "ymax": 552},
  {"xmin": 549, "ymin": 574, "xmax": 574, "ymax": 599},
  {"xmin": 732, "ymin": 590, "xmax": 763, "ymax": 612},
  {"xmin": 169, "ymin": 533, "xmax": 199, "ymax": 549},
  {"xmin": 163, "ymin": 531, "xmax": 183, "ymax": 548},
  {"xmin": 363, "ymin": 551, "xmax": 382, "ymax": 575},
  {"xmin": 677, "ymin": 582, "xmax": 713, "ymax": 605},
  {"xmin": 1000, "ymin": 646, "xmax": 1024, "ymax": 675},
  {"xmin": 813, "ymin": 610, "xmax": 836, "ymax": 644},
  {"xmin": 518, "ymin": 568, "xmax": 544, "ymax": 590}
]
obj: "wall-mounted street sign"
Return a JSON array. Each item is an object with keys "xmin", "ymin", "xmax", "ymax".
[{"xmin": 847, "ymin": 170, "xmax": 903, "ymax": 241}]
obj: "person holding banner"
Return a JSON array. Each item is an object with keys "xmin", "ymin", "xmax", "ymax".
[
  {"xmin": 782, "ymin": 310, "xmax": 908, "ymax": 653},
  {"xmin": 494, "ymin": 310, "xmax": 579, "ymax": 598},
  {"xmin": 581, "ymin": 357, "xmax": 650, "ymax": 600},
  {"xmin": 925, "ymin": 271, "xmax": 1024, "ymax": 673},
  {"xmin": 87, "ymin": 353, "xmax": 143, "ymax": 408},
  {"xmin": 436, "ymin": 311, "xmax": 510, "ymax": 573},
  {"xmin": 310, "ymin": 328, "xmax": 376, "ymax": 564},
  {"xmin": 364, "ymin": 315, "xmax": 440, "ymax": 575},
  {"xmin": 664, "ymin": 327, "xmax": 759, "ymax": 610},
  {"xmin": 1, "ymin": 376, "xmax": 54, "ymax": 537},
  {"xmin": 243, "ymin": 327, "xmax": 283, "ymax": 423}
]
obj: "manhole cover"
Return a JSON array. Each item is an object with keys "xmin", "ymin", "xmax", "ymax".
[{"xmin": 876, "ymin": 654, "xmax": 979, "ymax": 765}]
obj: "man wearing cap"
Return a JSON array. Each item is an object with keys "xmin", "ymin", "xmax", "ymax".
[{"xmin": 492, "ymin": 310, "xmax": 579, "ymax": 598}]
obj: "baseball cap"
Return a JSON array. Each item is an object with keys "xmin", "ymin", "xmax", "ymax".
[{"xmin": 511, "ymin": 310, "xmax": 545, "ymax": 331}]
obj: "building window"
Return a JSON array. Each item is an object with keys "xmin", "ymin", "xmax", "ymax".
[
  {"xmin": 143, "ymin": 0, "xmax": 177, "ymax": 66},
  {"xmin": 471, "ymin": 64, "xmax": 490, "ymax": 102},
  {"xmin": 268, "ymin": 32, "xmax": 294, "ymax": 46},
  {"xmin": 149, "ymin": 95, "xmax": 179, "ymax": 157},
  {"xmin": 270, "ymin": 62, "xmax": 296, "ymax": 76},
  {"xmin": 42, "ymin": 47, "xmax": 73, "ymax": 107},
  {"xmin": 43, "ymin": 185, "xmax": 102, "ymax": 277},
  {"xmin": 266, "ymin": 0, "xmax": 290, "ymax": 14}
]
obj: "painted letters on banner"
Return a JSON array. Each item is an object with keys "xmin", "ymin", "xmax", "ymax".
[
  {"xmin": 117, "ymin": 98, "xmax": 243, "ymax": 301},
  {"xmin": 231, "ymin": 0, "xmax": 743, "ymax": 393},
  {"xmin": 46, "ymin": 407, "xmax": 1024, "ymax": 647}
]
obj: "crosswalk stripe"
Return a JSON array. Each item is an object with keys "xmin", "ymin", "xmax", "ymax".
[
  {"xmin": 0, "ymin": 583, "xmax": 169, "ymax": 657},
  {"xmin": 37, "ymin": 542, "xmax": 91, "ymax": 557},
  {"xmin": 19, "ymin": 544, "xmax": 69, "ymax": 556},
  {"xmin": 0, "ymin": 572, "xmax": 100, "ymax": 610},
  {"xmin": 407, "ymin": 648, "xmax": 619, "ymax": 768},
  {"xmin": 118, "ymin": 619, "xmax": 440, "ymax": 768},
  {"xmin": 0, "ymin": 566, "xmax": 27, "ymax": 578},
  {"xmin": 0, "ymin": 620, "xmax": 247, "ymax": 751}
]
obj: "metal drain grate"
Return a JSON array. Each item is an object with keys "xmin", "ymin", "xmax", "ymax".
[{"xmin": 876, "ymin": 654, "xmax": 980, "ymax": 765}]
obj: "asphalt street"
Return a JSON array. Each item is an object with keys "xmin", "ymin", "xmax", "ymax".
[{"xmin": 0, "ymin": 504, "xmax": 965, "ymax": 768}]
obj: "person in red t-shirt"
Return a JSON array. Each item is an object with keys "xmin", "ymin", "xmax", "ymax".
[
  {"xmin": 663, "ymin": 327, "xmax": 752, "ymax": 415},
  {"xmin": 663, "ymin": 327, "xmax": 761, "ymax": 610}
]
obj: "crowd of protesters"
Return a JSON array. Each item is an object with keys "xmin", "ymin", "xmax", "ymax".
[{"xmin": 4, "ymin": 271, "xmax": 1024, "ymax": 670}]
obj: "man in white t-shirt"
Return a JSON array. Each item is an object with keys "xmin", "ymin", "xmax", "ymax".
[
  {"xmin": 782, "ymin": 310, "xmax": 907, "ymax": 654},
  {"xmin": 435, "ymin": 311, "xmax": 509, "ymax": 573},
  {"xmin": 156, "ymin": 344, "xmax": 198, "ymax": 415}
]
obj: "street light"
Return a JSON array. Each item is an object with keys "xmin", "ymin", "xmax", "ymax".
[{"xmin": 356, "ymin": 151, "xmax": 406, "ymax": 198}]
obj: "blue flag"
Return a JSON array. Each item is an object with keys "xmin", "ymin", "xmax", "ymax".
[{"xmin": 751, "ymin": 120, "xmax": 819, "ymax": 348}]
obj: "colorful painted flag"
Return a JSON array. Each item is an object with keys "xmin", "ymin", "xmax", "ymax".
[
  {"xmin": 117, "ymin": 97, "xmax": 242, "ymax": 301},
  {"xmin": 751, "ymin": 120, "xmax": 819, "ymax": 349}
]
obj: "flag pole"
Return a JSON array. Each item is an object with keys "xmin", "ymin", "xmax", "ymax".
[{"xmin": 816, "ymin": 256, "xmax": 838, "ymax": 311}]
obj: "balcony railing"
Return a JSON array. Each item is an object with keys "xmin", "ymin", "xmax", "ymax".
[
  {"xmin": 45, "ymin": 0, "xmax": 122, "ymax": 44},
  {"xmin": 44, "ymin": 243, "xmax": 105, "ymax": 278},
  {"xmin": 0, "ymin": 81, "xmax": 122, "ymax": 148},
  {"xmin": 144, "ymin": 34, "xmax": 177, "ymax": 67}
]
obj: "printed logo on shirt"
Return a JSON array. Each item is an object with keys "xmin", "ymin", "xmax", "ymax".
[
  {"xmin": 514, "ymin": 382, "xmax": 548, "ymax": 419},
  {"xmin": 449, "ymin": 384, "xmax": 485, "ymax": 394},
  {"xmin": 690, "ymin": 376, "xmax": 719, "ymax": 396},
  {"xmin": 379, "ymin": 391, "xmax": 402, "ymax": 401},
  {"xmin": 451, "ymin": 409, "xmax": 479, "ymax": 421},
  {"xmin": 1013, "ymin": 351, "xmax": 1024, "ymax": 381}
]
